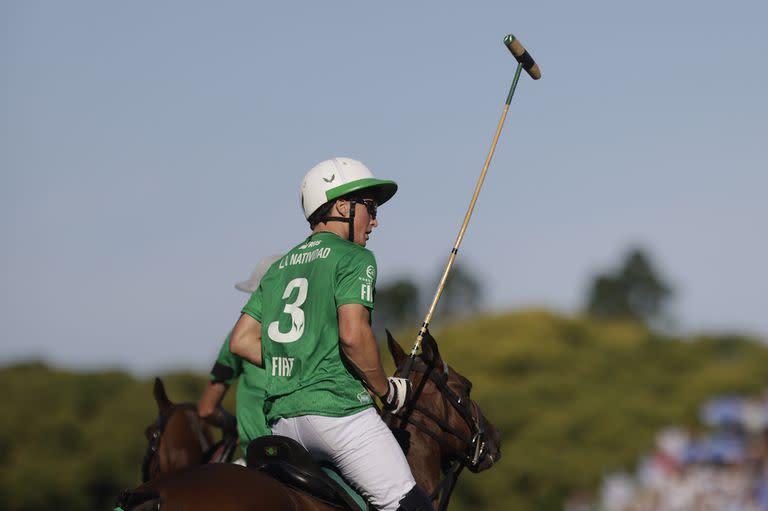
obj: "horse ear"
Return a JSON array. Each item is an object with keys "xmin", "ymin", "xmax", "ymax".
[
  {"xmin": 421, "ymin": 330, "xmax": 444, "ymax": 368},
  {"xmin": 153, "ymin": 377, "xmax": 173, "ymax": 412},
  {"xmin": 386, "ymin": 329, "xmax": 407, "ymax": 367}
]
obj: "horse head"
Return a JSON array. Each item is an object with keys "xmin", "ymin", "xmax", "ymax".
[
  {"xmin": 385, "ymin": 330, "xmax": 501, "ymax": 502},
  {"xmin": 141, "ymin": 378, "xmax": 215, "ymax": 482}
]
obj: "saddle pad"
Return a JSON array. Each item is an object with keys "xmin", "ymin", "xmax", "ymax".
[{"xmin": 321, "ymin": 466, "xmax": 367, "ymax": 511}]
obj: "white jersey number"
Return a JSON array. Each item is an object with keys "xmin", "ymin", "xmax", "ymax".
[{"xmin": 268, "ymin": 278, "xmax": 308, "ymax": 343}]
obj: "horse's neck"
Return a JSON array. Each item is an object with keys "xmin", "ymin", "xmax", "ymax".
[{"xmin": 406, "ymin": 428, "xmax": 443, "ymax": 496}]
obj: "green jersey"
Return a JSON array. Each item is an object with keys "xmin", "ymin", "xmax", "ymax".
[
  {"xmin": 242, "ymin": 231, "xmax": 377, "ymax": 422},
  {"xmin": 210, "ymin": 334, "xmax": 272, "ymax": 452}
]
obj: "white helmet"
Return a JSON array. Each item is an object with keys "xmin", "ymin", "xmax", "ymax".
[
  {"xmin": 300, "ymin": 157, "xmax": 397, "ymax": 220},
  {"xmin": 234, "ymin": 255, "xmax": 282, "ymax": 293}
]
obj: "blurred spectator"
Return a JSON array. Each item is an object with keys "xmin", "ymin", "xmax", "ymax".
[
  {"xmin": 593, "ymin": 392, "xmax": 768, "ymax": 511},
  {"xmin": 601, "ymin": 472, "xmax": 635, "ymax": 511}
]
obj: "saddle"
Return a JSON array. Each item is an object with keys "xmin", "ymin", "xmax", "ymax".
[{"xmin": 246, "ymin": 436, "xmax": 367, "ymax": 511}]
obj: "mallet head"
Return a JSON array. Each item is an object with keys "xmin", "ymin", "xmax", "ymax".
[{"xmin": 503, "ymin": 34, "xmax": 541, "ymax": 80}]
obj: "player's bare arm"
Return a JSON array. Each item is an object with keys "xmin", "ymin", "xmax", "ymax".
[
  {"xmin": 197, "ymin": 381, "xmax": 237, "ymax": 434},
  {"xmin": 229, "ymin": 313, "xmax": 264, "ymax": 367},
  {"xmin": 338, "ymin": 303, "xmax": 388, "ymax": 398}
]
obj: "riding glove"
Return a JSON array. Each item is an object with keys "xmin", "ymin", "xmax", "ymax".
[{"xmin": 382, "ymin": 377, "xmax": 411, "ymax": 414}]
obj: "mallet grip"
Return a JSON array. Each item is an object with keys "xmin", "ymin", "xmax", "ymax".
[{"xmin": 503, "ymin": 34, "xmax": 541, "ymax": 80}]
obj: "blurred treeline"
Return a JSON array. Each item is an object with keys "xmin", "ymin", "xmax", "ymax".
[
  {"xmin": 0, "ymin": 365, "xmax": 218, "ymax": 511},
  {"xmin": 3, "ymin": 310, "xmax": 768, "ymax": 511}
]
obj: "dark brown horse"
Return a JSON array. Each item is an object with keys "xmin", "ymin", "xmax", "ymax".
[
  {"xmin": 117, "ymin": 331, "xmax": 500, "ymax": 511},
  {"xmin": 384, "ymin": 332, "xmax": 501, "ymax": 510},
  {"xmin": 140, "ymin": 378, "xmax": 234, "ymax": 482}
]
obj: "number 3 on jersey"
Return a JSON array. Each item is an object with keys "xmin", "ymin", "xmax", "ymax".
[{"xmin": 268, "ymin": 278, "xmax": 308, "ymax": 343}]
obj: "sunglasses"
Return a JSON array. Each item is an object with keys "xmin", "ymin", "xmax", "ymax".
[{"xmin": 358, "ymin": 198, "xmax": 378, "ymax": 219}]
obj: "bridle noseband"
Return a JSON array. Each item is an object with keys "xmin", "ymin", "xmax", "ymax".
[
  {"xmin": 393, "ymin": 359, "xmax": 487, "ymax": 470},
  {"xmin": 387, "ymin": 357, "xmax": 490, "ymax": 510}
]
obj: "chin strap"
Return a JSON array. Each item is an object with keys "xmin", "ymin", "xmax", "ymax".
[{"xmin": 320, "ymin": 197, "xmax": 357, "ymax": 243}]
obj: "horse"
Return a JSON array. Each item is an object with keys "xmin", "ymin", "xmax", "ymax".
[
  {"xmin": 116, "ymin": 330, "xmax": 501, "ymax": 511},
  {"xmin": 383, "ymin": 331, "xmax": 501, "ymax": 510},
  {"xmin": 140, "ymin": 378, "xmax": 235, "ymax": 482}
]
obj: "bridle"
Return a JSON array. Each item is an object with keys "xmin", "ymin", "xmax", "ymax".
[
  {"xmin": 141, "ymin": 413, "xmax": 167, "ymax": 483},
  {"xmin": 387, "ymin": 357, "xmax": 489, "ymax": 511}
]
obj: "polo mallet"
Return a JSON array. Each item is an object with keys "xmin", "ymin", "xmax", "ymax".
[{"xmin": 399, "ymin": 34, "xmax": 540, "ymax": 377}]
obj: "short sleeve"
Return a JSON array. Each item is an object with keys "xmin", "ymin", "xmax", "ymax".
[
  {"xmin": 241, "ymin": 284, "xmax": 263, "ymax": 321},
  {"xmin": 209, "ymin": 334, "xmax": 243, "ymax": 384},
  {"xmin": 335, "ymin": 249, "xmax": 377, "ymax": 310}
]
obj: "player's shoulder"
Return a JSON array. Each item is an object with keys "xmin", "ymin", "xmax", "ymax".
[{"xmin": 336, "ymin": 239, "xmax": 375, "ymax": 263}]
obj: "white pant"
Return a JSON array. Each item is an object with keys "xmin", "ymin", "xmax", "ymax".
[{"xmin": 271, "ymin": 408, "xmax": 416, "ymax": 511}]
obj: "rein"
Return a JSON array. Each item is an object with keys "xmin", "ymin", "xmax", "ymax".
[{"xmin": 388, "ymin": 357, "xmax": 488, "ymax": 511}]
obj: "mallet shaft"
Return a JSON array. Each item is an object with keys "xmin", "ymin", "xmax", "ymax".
[
  {"xmin": 400, "ymin": 34, "xmax": 540, "ymax": 376},
  {"xmin": 405, "ymin": 62, "xmax": 524, "ymax": 365}
]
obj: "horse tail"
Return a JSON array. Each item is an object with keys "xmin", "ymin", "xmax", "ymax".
[{"xmin": 114, "ymin": 489, "xmax": 161, "ymax": 511}]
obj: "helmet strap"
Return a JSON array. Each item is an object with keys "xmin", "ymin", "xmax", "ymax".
[
  {"xmin": 347, "ymin": 197, "xmax": 356, "ymax": 242},
  {"xmin": 320, "ymin": 198, "xmax": 357, "ymax": 243}
]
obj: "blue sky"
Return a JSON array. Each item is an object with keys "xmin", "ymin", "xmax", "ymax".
[{"xmin": 2, "ymin": 1, "xmax": 766, "ymax": 373}]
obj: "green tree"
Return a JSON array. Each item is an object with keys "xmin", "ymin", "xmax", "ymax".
[
  {"xmin": 372, "ymin": 263, "xmax": 485, "ymax": 335},
  {"xmin": 433, "ymin": 263, "xmax": 484, "ymax": 318},
  {"xmin": 373, "ymin": 278, "xmax": 420, "ymax": 333},
  {"xmin": 585, "ymin": 247, "xmax": 673, "ymax": 326}
]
